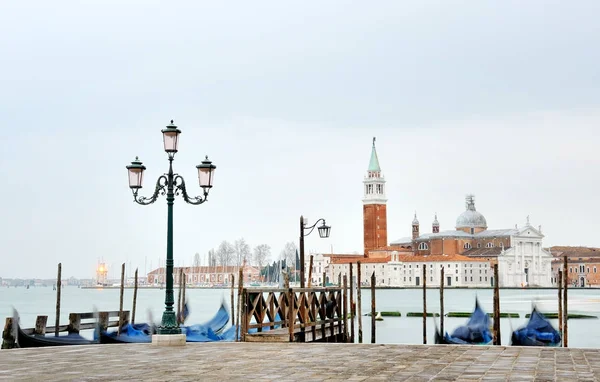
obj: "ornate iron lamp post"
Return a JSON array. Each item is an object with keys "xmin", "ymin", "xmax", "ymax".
[
  {"xmin": 299, "ymin": 216, "xmax": 331, "ymax": 288},
  {"xmin": 126, "ymin": 120, "xmax": 216, "ymax": 335}
]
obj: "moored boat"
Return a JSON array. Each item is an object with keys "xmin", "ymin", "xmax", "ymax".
[
  {"xmin": 17, "ymin": 325, "xmax": 97, "ymax": 348},
  {"xmin": 511, "ymin": 307, "xmax": 561, "ymax": 347},
  {"xmin": 435, "ymin": 299, "xmax": 492, "ymax": 345}
]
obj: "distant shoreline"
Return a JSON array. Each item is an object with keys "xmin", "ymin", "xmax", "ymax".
[{"xmin": 80, "ymin": 285, "xmax": 600, "ymax": 290}]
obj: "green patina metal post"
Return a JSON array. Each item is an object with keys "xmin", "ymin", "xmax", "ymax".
[
  {"xmin": 126, "ymin": 120, "xmax": 216, "ymax": 336},
  {"xmin": 159, "ymin": 158, "xmax": 179, "ymax": 334}
]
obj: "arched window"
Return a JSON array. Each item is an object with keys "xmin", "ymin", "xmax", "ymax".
[
  {"xmin": 464, "ymin": 243, "xmax": 472, "ymax": 250},
  {"xmin": 418, "ymin": 242, "xmax": 429, "ymax": 250},
  {"xmin": 477, "ymin": 243, "xmax": 482, "ymax": 248},
  {"xmin": 486, "ymin": 242, "xmax": 494, "ymax": 248}
]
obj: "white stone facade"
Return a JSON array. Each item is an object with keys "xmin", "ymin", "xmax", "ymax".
[{"xmin": 497, "ymin": 225, "xmax": 553, "ymax": 287}]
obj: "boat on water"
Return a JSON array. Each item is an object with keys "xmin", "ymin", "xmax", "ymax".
[
  {"xmin": 510, "ymin": 307, "xmax": 561, "ymax": 347},
  {"xmin": 99, "ymin": 301, "xmax": 233, "ymax": 344},
  {"xmin": 435, "ymin": 299, "xmax": 492, "ymax": 345}
]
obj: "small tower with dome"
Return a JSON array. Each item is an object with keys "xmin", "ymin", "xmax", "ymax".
[
  {"xmin": 412, "ymin": 212, "xmax": 420, "ymax": 240},
  {"xmin": 456, "ymin": 194, "xmax": 487, "ymax": 234},
  {"xmin": 432, "ymin": 213, "xmax": 440, "ymax": 233}
]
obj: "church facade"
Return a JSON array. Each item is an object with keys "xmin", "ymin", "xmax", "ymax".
[{"xmin": 308, "ymin": 138, "xmax": 554, "ymax": 288}]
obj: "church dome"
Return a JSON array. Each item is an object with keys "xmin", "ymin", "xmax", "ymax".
[{"xmin": 455, "ymin": 195, "xmax": 487, "ymax": 229}]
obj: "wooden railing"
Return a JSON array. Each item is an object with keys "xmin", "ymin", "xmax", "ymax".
[{"xmin": 240, "ymin": 287, "xmax": 348, "ymax": 342}]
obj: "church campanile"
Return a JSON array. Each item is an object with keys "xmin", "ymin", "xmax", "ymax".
[{"xmin": 363, "ymin": 137, "xmax": 388, "ymax": 255}]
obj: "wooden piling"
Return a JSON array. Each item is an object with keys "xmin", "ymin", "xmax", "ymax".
[
  {"xmin": 1, "ymin": 317, "xmax": 16, "ymax": 349},
  {"xmin": 68, "ymin": 313, "xmax": 81, "ymax": 334},
  {"xmin": 55, "ymin": 262, "xmax": 62, "ymax": 337},
  {"xmin": 322, "ymin": 271, "xmax": 326, "ymax": 286},
  {"xmin": 422, "ymin": 265, "xmax": 427, "ymax": 344},
  {"xmin": 132, "ymin": 268, "xmax": 139, "ymax": 324},
  {"xmin": 563, "ymin": 255, "xmax": 568, "ymax": 348},
  {"xmin": 118, "ymin": 263, "xmax": 125, "ymax": 335},
  {"xmin": 357, "ymin": 261, "xmax": 362, "ymax": 344},
  {"xmin": 440, "ymin": 266, "xmax": 444, "ymax": 338},
  {"xmin": 307, "ymin": 255, "xmax": 314, "ymax": 288},
  {"xmin": 181, "ymin": 273, "xmax": 187, "ymax": 322},
  {"xmin": 370, "ymin": 271, "xmax": 376, "ymax": 344},
  {"xmin": 286, "ymin": 273, "xmax": 294, "ymax": 342},
  {"xmin": 558, "ymin": 270, "xmax": 563, "ymax": 345},
  {"xmin": 98, "ymin": 312, "xmax": 109, "ymax": 333},
  {"xmin": 34, "ymin": 315, "xmax": 48, "ymax": 335},
  {"xmin": 493, "ymin": 263, "xmax": 501, "ymax": 345},
  {"xmin": 236, "ymin": 268, "xmax": 243, "ymax": 342},
  {"xmin": 338, "ymin": 273, "xmax": 342, "ymax": 287},
  {"xmin": 343, "ymin": 275, "xmax": 348, "ymax": 342},
  {"xmin": 349, "ymin": 263, "xmax": 355, "ymax": 343},
  {"xmin": 230, "ymin": 274, "xmax": 235, "ymax": 325}
]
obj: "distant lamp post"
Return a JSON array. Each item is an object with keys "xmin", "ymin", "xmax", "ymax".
[
  {"xmin": 126, "ymin": 120, "xmax": 216, "ymax": 335},
  {"xmin": 299, "ymin": 216, "xmax": 331, "ymax": 288}
]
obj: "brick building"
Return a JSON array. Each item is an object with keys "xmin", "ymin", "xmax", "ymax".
[{"xmin": 550, "ymin": 246, "xmax": 600, "ymax": 287}]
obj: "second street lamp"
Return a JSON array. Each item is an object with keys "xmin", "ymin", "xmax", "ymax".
[
  {"xmin": 126, "ymin": 120, "xmax": 216, "ymax": 337},
  {"xmin": 299, "ymin": 216, "xmax": 331, "ymax": 288}
]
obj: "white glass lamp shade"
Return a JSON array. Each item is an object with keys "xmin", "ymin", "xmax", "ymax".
[
  {"xmin": 196, "ymin": 156, "xmax": 216, "ymax": 189},
  {"xmin": 318, "ymin": 222, "xmax": 331, "ymax": 238},
  {"xmin": 126, "ymin": 157, "xmax": 146, "ymax": 189},
  {"xmin": 161, "ymin": 120, "xmax": 181, "ymax": 153}
]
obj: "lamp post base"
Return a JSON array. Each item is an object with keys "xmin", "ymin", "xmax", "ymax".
[
  {"xmin": 151, "ymin": 334, "xmax": 186, "ymax": 346},
  {"xmin": 157, "ymin": 310, "xmax": 181, "ymax": 335}
]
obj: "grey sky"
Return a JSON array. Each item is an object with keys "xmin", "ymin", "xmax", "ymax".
[{"xmin": 1, "ymin": 1, "xmax": 599, "ymax": 279}]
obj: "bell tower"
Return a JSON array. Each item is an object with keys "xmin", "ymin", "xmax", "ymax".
[{"xmin": 363, "ymin": 137, "xmax": 388, "ymax": 256}]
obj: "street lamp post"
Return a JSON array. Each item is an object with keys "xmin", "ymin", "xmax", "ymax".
[
  {"xmin": 299, "ymin": 216, "xmax": 331, "ymax": 288},
  {"xmin": 126, "ymin": 120, "xmax": 216, "ymax": 335}
]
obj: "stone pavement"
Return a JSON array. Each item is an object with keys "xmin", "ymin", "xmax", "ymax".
[{"xmin": 1, "ymin": 343, "xmax": 599, "ymax": 381}]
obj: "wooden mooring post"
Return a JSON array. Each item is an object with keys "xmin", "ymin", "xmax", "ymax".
[
  {"xmin": 558, "ymin": 270, "xmax": 563, "ymax": 345},
  {"xmin": 422, "ymin": 265, "xmax": 426, "ymax": 344},
  {"xmin": 343, "ymin": 275, "xmax": 348, "ymax": 342},
  {"xmin": 440, "ymin": 266, "xmax": 444, "ymax": 338},
  {"xmin": 563, "ymin": 255, "xmax": 568, "ymax": 348},
  {"xmin": 230, "ymin": 274, "xmax": 235, "ymax": 324},
  {"xmin": 1, "ymin": 318, "xmax": 15, "ymax": 349},
  {"xmin": 357, "ymin": 261, "xmax": 362, "ymax": 343},
  {"xmin": 236, "ymin": 269, "xmax": 244, "ymax": 342},
  {"xmin": 493, "ymin": 263, "xmax": 501, "ymax": 345},
  {"xmin": 55, "ymin": 263, "xmax": 62, "ymax": 337},
  {"xmin": 370, "ymin": 271, "xmax": 375, "ymax": 344},
  {"xmin": 322, "ymin": 271, "xmax": 326, "ymax": 286},
  {"xmin": 349, "ymin": 263, "xmax": 355, "ymax": 343},
  {"xmin": 35, "ymin": 315, "xmax": 48, "ymax": 335},
  {"xmin": 118, "ymin": 263, "xmax": 125, "ymax": 335},
  {"xmin": 307, "ymin": 255, "xmax": 314, "ymax": 288},
  {"xmin": 131, "ymin": 268, "xmax": 138, "ymax": 324}
]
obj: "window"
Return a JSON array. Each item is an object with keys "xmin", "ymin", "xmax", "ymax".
[
  {"xmin": 465, "ymin": 277, "xmax": 467, "ymax": 282},
  {"xmin": 480, "ymin": 277, "xmax": 482, "ymax": 282},
  {"xmin": 394, "ymin": 267, "xmax": 397, "ymax": 271},
  {"xmin": 430, "ymin": 277, "xmax": 433, "ymax": 282},
  {"xmin": 587, "ymin": 267, "xmax": 590, "ymax": 273},
  {"xmin": 404, "ymin": 277, "xmax": 406, "ymax": 281},
  {"xmin": 570, "ymin": 267, "xmax": 572, "ymax": 273},
  {"xmin": 486, "ymin": 242, "xmax": 494, "ymax": 248},
  {"xmin": 470, "ymin": 277, "xmax": 473, "ymax": 282},
  {"xmin": 455, "ymin": 269, "xmax": 458, "ymax": 274},
  {"xmin": 409, "ymin": 277, "xmax": 411, "ymax": 281},
  {"xmin": 477, "ymin": 243, "xmax": 482, "ymax": 248},
  {"xmin": 485, "ymin": 277, "xmax": 487, "ymax": 281},
  {"xmin": 418, "ymin": 242, "xmax": 429, "ymax": 250},
  {"xmin": 595, "ymin": 267, "xmax": 597, "ymax": 273},
  {"xmin": 464, "ymin": 243, "xmax": 472, "ymax": 250},
  {"xmin": 470, "ymin": 228, "xmax": 475, "ymax": 234},
  {"xmin": 456, "ymin": 277, "xmax": 458, "ymax": 282}
]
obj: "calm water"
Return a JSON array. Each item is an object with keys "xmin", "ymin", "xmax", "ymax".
[{"xmin": 2, "ymin": 286, "xmax": 599, "ymax": 347}]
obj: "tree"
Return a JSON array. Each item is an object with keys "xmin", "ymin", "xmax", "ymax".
[
  {"xmin": 279, "ymin": 242, "xmax": 298, "ymax": 271},
  {"xmin": 217, "ymin": 240, "xmax": 235, "ymax": 267},
  {"xmin": 193, "ymin": 253, "xmax": 201, "ymax": 268},
  {"xmin": 253, "ymin": 244, "xmax": 271, "ymax": 269},
  {"xmin": 207, "ymin": 249, "xmax": 217, "ymax": 268},
  {"xmin": 233, "ymin": 238, "xmax": 251, "ymax": 267}
]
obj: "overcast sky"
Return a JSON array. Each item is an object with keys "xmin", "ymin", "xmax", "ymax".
[{"xmin": 1, "ymin": 1, "xmax": 599, "ymax": 279}]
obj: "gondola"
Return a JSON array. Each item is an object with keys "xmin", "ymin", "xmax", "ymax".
[
  {"xmin": 99, "ymin": 301, "xmax": 232, "ymax": 344},
  {"xmin": 17, "ymin": 325, "xmax": 97, "ymax": 348},
  {"xmin": 510, "ymin": 307, "xmax": 561, "ymax": 347},
  {"xmin": 435, "ymin": 299, "xmax": 493, "ymax": 345}
]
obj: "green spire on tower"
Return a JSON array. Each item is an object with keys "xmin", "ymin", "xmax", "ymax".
[{"xmin": 368, "ymin": 137, "xmax": 381, "ymax": 172}]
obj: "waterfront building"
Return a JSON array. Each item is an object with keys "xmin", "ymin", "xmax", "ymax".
[
  {"xmin": 550, "ymin": 246, "xmax": 600, "ymax": 287},
  {"xmin": 306, "ymin": 138, "xmax": 554, "ymax": 288},
  {"xmin": 147, "ymin": 262, "xmax": 261, "ymax": 286}
]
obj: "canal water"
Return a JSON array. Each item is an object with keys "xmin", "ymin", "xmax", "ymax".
[{"xmin": 2, "ymin": 286, "xmax": 599, "ymax": 347}]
